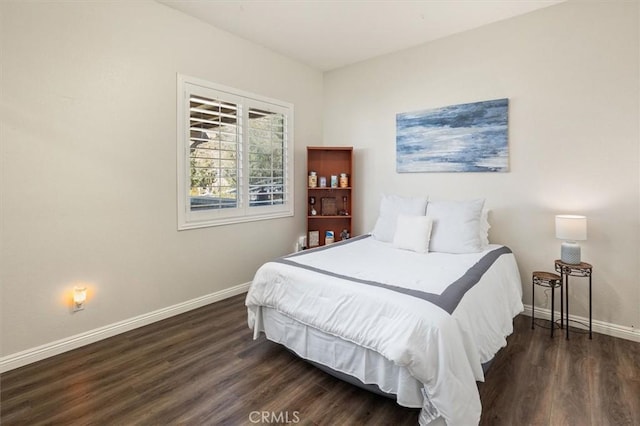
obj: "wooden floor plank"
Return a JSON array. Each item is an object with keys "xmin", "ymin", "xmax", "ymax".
[
  {"xmin": 550, "ymin": 330, "xmax": 592, "ymax": 426},
  {"xmin": 2, "ymin": 293, "xmax": 639, "ymax": 425}
]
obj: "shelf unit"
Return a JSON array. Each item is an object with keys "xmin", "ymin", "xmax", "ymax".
[{"xmin": 307, "ymin": 146, "xmax": 353, "ymax": 247}]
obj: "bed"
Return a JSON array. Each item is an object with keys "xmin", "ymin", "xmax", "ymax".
[{"xmin": 245, "ymin": 197, "xmax": 524, "ymax": 425}]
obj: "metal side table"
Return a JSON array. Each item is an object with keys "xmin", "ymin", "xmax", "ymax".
[
  {"xmin": 532, "ymin": 271, "xmax": 563, "ymax": 337},
  {"xmin": 554, "ymin": 260, "xmax": 593, "ymax": 340}
]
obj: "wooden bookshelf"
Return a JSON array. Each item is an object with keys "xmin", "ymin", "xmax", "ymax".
[{"xmin": 307, "ymin": 146, "xmax": 353, "ymax": 247}]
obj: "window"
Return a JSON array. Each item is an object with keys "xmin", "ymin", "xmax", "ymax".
[{"xmin": 177, "ymin": 75, "xmax": 294, "ymax": 230}]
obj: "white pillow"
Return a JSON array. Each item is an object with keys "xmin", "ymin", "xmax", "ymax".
[
  {"xmin": 479, "ymin": 209, "xmax": 491, "ymax": 248},
  {"xmin": 427, "ymin": 199, "xmax": 485, "ymax": 254},
  {"xmin": 372, "ymin": 194, "xmax": 428, "ymax": 242},
  {"xmin": 393, "ymin": 214, "xmax": 433, "ymax": 253}
]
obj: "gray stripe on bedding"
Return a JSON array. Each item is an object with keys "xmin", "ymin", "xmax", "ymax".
[
  {"xmin": 275, "ymin": 240, "xmax": 512, "ymax": 315},
  {"xmin": 436, "ymin": 246, "xmax": 512, "ymax": 313},
  {"xmin": 286, "ymin": 234, "xmax": 371, "ymax": 258}
]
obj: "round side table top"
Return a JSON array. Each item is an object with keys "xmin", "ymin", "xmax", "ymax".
[
  {"xmin": 533, "ymin": 271, "xmax": 562, "ymax": 282},
  {"xmin": 554, "ymin": 260, "xmax": 592, "ymax": 269}
]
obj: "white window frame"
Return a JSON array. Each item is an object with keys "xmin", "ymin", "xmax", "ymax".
[{"xmin": 177, "ymin": 74, "xmax": 294, "ymax": 230}]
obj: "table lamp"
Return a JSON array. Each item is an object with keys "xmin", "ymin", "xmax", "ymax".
[{"xmin": 555, "ymin": 215, "xmax": 587, "ymax": 264}]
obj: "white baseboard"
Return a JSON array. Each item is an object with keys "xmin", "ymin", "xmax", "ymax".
[
  {"xmin": 522, "ymin": 304, "xmax": 640, "ymax": 342},
  {"xmin": 0, "ymin": 282, "xmax": 251, "ymax": 373}
]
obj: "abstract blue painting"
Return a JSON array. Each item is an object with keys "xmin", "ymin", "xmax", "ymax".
[{"xmin": 396, "ymin": 98, "xmax": 509, "ymax": 173}]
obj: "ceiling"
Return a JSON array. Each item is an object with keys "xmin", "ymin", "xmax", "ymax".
[{"xmin": 158, "ymin": 0, "xmax": 563, "ymax": 71}]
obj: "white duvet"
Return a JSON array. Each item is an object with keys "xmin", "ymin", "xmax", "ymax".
[{"xmin": 246, "ymin": 236, "xmax": 523, "ymax": 425}]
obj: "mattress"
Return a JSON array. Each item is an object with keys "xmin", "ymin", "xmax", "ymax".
[{"xmin": 246, "ymin": 235, "xmax": 523, "ymax": 425}]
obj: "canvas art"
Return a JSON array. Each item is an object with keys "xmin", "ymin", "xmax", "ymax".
[{"xmin": 396, "ymin": 98, "xmax": 509, "ymax": 173}]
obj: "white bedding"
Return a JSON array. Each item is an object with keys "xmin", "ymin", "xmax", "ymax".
[{"xmin": 246, "ymin": 235, "xmax": 523, "ymax": 425}]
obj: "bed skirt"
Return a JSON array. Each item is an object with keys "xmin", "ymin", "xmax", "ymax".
[{"xmin": 256, "ymin": 306, "xmax": 461, "ymax": 425}]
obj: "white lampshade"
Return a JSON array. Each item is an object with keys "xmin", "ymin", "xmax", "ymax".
[
  {"xmin": 555, "ymin": 215, "xmax": 587, "ymax": 264},
  {"xmin": 555, "ymin": 215, "xmax": 587, "ymax": 241}
]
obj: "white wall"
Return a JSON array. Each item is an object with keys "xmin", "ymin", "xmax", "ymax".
[
  {"xmin": 324, "ymin": 2, "xmax": 639, "ymax": 331},
  {"xmin": 0, "ymin": 1, "xmax": 322, "ymax": 356}
]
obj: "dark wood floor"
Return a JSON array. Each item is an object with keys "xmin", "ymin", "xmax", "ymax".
[{"xmin": 2, "ymin": 293, "xmax": 639, "ymax": 425}]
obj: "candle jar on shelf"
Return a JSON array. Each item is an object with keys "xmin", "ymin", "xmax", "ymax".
[
  {"xmin": 339, "ymin": 173, "xmax": 348, "ymax": 188},
  {"xmin": 308, "ymin": 171, "xmax": 317, "ymax": 188}
]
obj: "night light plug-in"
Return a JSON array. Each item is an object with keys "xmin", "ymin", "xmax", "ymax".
[{"xmin": 73, "ymin": 286, "xmax": 87, "ymax": 312}]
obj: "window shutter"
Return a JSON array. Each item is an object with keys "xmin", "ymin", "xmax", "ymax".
[
  {"xmin": 247, "ymin": 107, "xmax": 286, "ymax": 207},
  {"xmin": 189, "ymin": 95, "xmax": 240, "ymax": 211}
]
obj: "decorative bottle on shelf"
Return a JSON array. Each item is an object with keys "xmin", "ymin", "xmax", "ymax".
[{"xmin": 338, "ymin": 196, "xmax": 349, "ymax": 216}]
